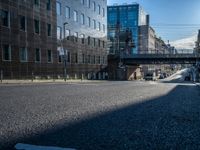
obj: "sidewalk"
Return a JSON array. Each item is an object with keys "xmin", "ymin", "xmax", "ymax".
[{"xmin": 0, "ymin": 79, "xmax": 106, "ymax": 84}]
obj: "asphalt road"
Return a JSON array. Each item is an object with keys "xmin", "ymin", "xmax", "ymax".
[{"xmin": 0, "ymin": 80, "xmax": 200, "ymax": 150}]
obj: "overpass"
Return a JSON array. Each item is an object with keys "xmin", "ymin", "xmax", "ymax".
[{"xmin": 121, "ymin": 53, "xmax": 200, "ymax": 65}]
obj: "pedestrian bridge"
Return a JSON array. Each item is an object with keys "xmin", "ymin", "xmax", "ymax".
[{"xmin": 121, "ymin": 53, "xmax": 200, "ymax": 65}]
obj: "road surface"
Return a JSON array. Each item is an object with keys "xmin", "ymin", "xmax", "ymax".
[{"xmin": 0, "ymin": 79, "xmax": 200, "ymax": 149}]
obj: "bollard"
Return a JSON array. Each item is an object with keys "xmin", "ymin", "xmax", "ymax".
[{"xmin": 0, "ymin": 70, "xmax": 3, "ymax": 83}]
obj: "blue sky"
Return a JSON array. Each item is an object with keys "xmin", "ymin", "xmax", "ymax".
[{"xmin": 107, "ymin": 0, "xmax": 200, "ymax": 44}]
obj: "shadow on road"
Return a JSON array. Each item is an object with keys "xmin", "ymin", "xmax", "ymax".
[{"xmin": 1, "ymin": 85, "xmax": 200, "ymax": 150}]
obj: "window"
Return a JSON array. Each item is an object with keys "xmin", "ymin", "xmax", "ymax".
[
  {"xmin": 65, "ymin": 29, "xmax": 70, "ymax": 40},
  {"xmin": 20, "ymin": 47, "xmax": 27, "ymax": 62},
  {"xmin": 56, "ymin": 2, "xmax": 61, "ymax": 15},
  {"xmin": 98, "ymin": 22, "xmax": 101, "ymax": 31},
  {"xmin": 87, "ymin": 0, "xmax": 90, "ymax": 8},
  {"xmin": 88, "ymin": 55, "xmax": 91, "ymax": 63},
  {"xmin": 98, "ymin": 56, "xmax": 101, "ymax": 64},
  {"xmin": 93, "ymin": 38, "xmax": 96, "ymax": 47},
  {"xmin": 87, "ymin": 17, "xmax": 91, "ymax": 27},
  {"xmin": 35, "ymin": 48, "xmax": 41, "ymax": 62},
  {"xmin": 98, "ymin": 5, "xmax": 101, "ymax": 15},
  {"xmin": 58, "ymin": 51, "xmax": 62, "ymax": 63},
  {"xmin": 19, "ymin": 15, "xmax": 26, "ymax": 31},
  {"xmin": 34, "ymin": 0, "xmax": 40, "ymax": 6},
  {"xmin": 81, "ymin": 0, "xmax": 84, "ymax": 5},
  {"xmin": 92, "ymin": 19, "xmax": 96, "ymax": 29},
  {"xmin": 82, "ymin": 54, "xmax": 85, "ymax": 63},
  {"xmin": 57, "ymin": 26, "xmax": 62, "ymax": 39},
  {"xmin": 73, "ymin": 10, "xmax": 78, "ymax": 22},
  {"xmin": 1, "ymin": 10, "xmax": 9, "ymax": 27},
  {"xmin": 34, "ymin": 19, "xmax": 40, "ymax": 34},
  {"xmin": 47, "ymin": 0, "xmax": 51, "ymax": 10},
  {"xmin": 103, "ymin": 41, "xmax": 105, "ymax": 48},
  {"xmin": 81, "ymin": 13, "xmax": 84, "ymax": 25},
  {"xmin": 102, "ymin": 8, "xmax": 105, "ymax": 17},
  {"xmin": 92, "ymin": 1, "xmax": 95, "ymax": 11},
  {"xmin": 88, "ymin": 36, "xmax": 90, "ymax": 45},
  {"xmin": 65, "ymin": 6, "xmax": 70, "ymax": 18},
  {"xmin": 93, "ymin": 55, "xmax": 96, "ymax": 64},
  {"xmin": 103, "ymin": 24, "xmax": 105, "ymax": 33},
  {"xmin": 75, "ymin": 53, "xmax": 78, "ymax": 63},
  {"xmin": 2, "ymin": 45, "xmax": 11, "ymax": 61},
  {"xmin": 74, "ymin": 32, "xmax": 78, "ymax": 42},
  {"xmin": 98, "ymin": 39, "xmax": 101, "ymax": 47},
  {"xmin": 47, "ymin": 50, "xmax": 52, "ymax": 63},
  {"xmin": 67, "ymin": 51, "xmax": 71, "ymax": 63},
  {"xmin": 80, "ymin": 34, "xmax": 85, "ymax": 44},
  {"xmin": 47, "ymin": 24, "xmax": 51, "ymax": 36}
]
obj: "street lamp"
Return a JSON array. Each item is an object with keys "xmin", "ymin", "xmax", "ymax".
[{"xmin": 63, "ymin": 22, "xmax": 68, "ymax": 81}]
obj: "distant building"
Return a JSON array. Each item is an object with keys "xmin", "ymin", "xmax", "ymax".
[
  {"xmin": 138, "ymin": 25, "xmax": 156, "ymax": 54},
  {"xmin": 107, "ymin": 3, "xmax": 148, "ymax": 55},
  {"xmin": 195, "ymin": 30, "xmax": 200, "ymax": 54}
]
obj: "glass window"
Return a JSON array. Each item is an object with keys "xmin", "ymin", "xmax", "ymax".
[
  {"xmin": 98, "ymin": 22, "xmax": 101, "ymax": 31},
  {"xmin": 82, "ymin": 54, "xmax": 85, "ymax": 63},
  {"xmin": 81, "ymin": 13, "xmax": 84, "ymax": 25},
  {"xmin": 34, "ymin": 0, "xmax": 40, "ymax": 6},
  {"xmin": 102, "ymin": 8, "xmax": 105, "ymax": 17},
  {"xmin": 47, "ymin": 0, "xmax": 51, "ymax": 10},
  {"xmin": 92, "ymin": 1, "xmax": 95, "ymax": 11},
  {"xmin": 73, "ymin": 10, "xmax": 78, "ymax": 22},
  {"xmin": 98, "ymin": 39, "xmax": 101, "ymax": 47},
  {"xmin": 92, "ymin": 19, "xmax": 96, "ymax": 29},
  {"xmin": 20, "ymin": 15, "xmax": 26, "ymax": 31},
  {"xmin": 20, "ymin": 47, "xmax": 27, "ymax": 62},
  {"xmin": 87, "ymin": 17, "xmax": 91, "ymax": 27},
  {"xmin": 87, "ymin": 0, "xmax": 90, "ymax": 8},
  {"xmin": 81, "ymin": 0, "xmax": 84, "ymax": 5},
  {"xmin": 65, "ymin": 29, "xmax": 70, "ymax": 40},
  {"xmin": 47, "ymin": 50, "xmax": 52, "ymax": 63},
  {"xmin": 57, "ymin": 26, "xmax": 62, "ymax": 39},
  {"xmin": 74, "ymin": 32, "xmax": 78, "ymax": 42},
  {"xmin": 88, "ymin": 36, "xmax": 90, "ymax": 45},
  {"xmin": 103, "ymin": 24, "xmax": 105, "ymax": 33},
  {"xmin": 98, "ymin": 5, "xmax": 101, "ymax": 15},
  {"xmin": 1, "ymin": 10, "xmax": 9, "ymax": 27},
  {"xmin": 80, "ymin": 34, "xmax": 85, "ymax": 44},
  {"xmin": 88, "ymin": 55, "xmax": 91, "ymax": 63},
  {"xmin": 93, "ymin": 38, "xmax": 96, "ymax": 46},
  {"xmin": 3, "ymin": 45, "xmax": 11, "ymax": 61},
  {"xmin": 47, "ymin": 23, "xmax": 51, "ymax": 36},
  {"xmin": 67, "ymin": 51, "xmax": 71, "ymax": 63},
  {"xmin": 75, "ymin": 53, "xmax": 78, "ymax": 63},
  {"xmin": 35, "ymin": 48, "xmax": 41, "ymax": 62},
  {"xmin": 56, "ymin": 2, "xmax": 61, "ymax": 15},
  {"xmin": 65, "ymin": 6, "xmax": 70, "ymax": 18},
  {"xmin": 34, "ymin": 19, "xmax": 40, "ymax": 34},
  {"xmin": 98, "ymin": 56, "xmax": 101, "ymax": 64},
  {"xmin": 93, "ymin": 55, "xmax": 96, "ymax": 64}
]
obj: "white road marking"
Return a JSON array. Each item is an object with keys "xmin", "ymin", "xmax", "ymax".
[{"xmin": 15, "ymin": 143, "xmax": 76, "ymax": 150}]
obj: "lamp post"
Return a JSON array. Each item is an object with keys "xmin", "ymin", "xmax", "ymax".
[{"xmin": 63, "ymin": 22, "xmax": 68, "ymax": 81}]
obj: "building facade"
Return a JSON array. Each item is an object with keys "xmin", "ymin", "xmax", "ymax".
[
  {"xmin": 0, "ymin": 0, "xmax": 108, "ymax": 79},
  {"xmin": 0, "ymin": 0, "xmax": 58, "ymax": 79},
  {"xmin": 107, "ymin": 3, "xmax": 148, "ymax": 55},
  {"xmin": 56, "ymin": 0, "xmax": 107, "ymax": 79}
]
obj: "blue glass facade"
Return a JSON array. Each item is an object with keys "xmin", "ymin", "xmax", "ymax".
[{"xmin": 108, "ymin": 4, "xmax": 147, "ymax": 55}]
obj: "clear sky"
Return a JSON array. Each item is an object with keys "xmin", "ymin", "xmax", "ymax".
[{"xmin": 107, "ymin": 0, "xmax": 200, "ymax": 43}]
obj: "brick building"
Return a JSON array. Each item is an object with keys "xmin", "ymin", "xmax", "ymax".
[{"xmin": 0, "ymin": 0, "xmax": 108, "ymax": 79}]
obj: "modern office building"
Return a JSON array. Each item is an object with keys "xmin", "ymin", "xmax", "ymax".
[
  {"xmin": 56, "ymin": 0, "xmax": 107, "ymax": 79},
  {"xmin": 0, "ymin": 0, "xmax": 108, "ymax": 79},
  {"xmin": 107, "ymin": 3, "xmax": 148, "ymax": 55},
  {"xmin": 195, "ymin": 30, "xmax": 200, "ymax": 54},
  {"xmin": 0, "ymin": 0, "xmax": 57, "ymax": 79}
]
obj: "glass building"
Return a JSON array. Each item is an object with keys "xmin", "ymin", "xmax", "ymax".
[{"xmin": 108, "ymin": 4, "xmax": 148, "ymax": 55}]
